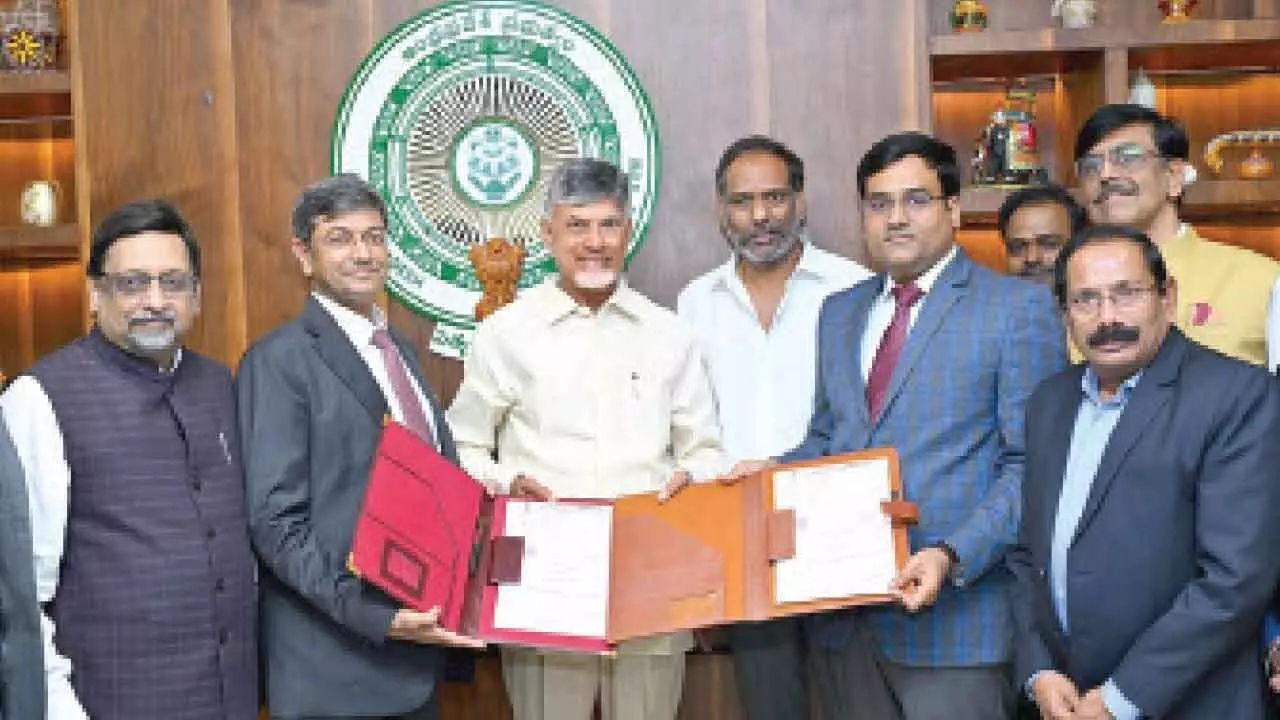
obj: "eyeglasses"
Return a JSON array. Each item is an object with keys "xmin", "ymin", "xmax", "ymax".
[
  {"xmin": 862, "ymin": 189, "xmax": 947, "ymax": 217},
  {"xmin": 1065, "ymin": 283, "xmax": 1157, "ymax": 316},
  {"xmin": 318, "ymin": 227, "xmax": 387, "ymax": 249},
  {"xmin": 98, "ymin": 271, "xmax": 197, "ymax": 298},
  {"xmin": 724, "ymin": 189, "xmax": 795, "ymax": 210},
  {"xmin": 1076, "ymin": 143, "xmax": 1162, "ymax": 178}
]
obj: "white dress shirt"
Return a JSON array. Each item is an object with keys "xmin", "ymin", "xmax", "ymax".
[
  {"xmin": 677, "ymin": 244, "xmax": 870, "ymax": 461},
  {"xmin": 312, "ymin": 293, "xmax": 439, "ymax": 445},
  {"xmin": 0, "ymin": 348, "xmax": 182, "ymax": 720},
  {"xmin": 859, "ymin": 246, "xmax": 958, "ymax": 381}
]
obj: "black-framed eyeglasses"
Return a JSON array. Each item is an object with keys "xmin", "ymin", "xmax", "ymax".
[
  {"xmin": 1076, "ymin": 143, "xmax": 1163, "ymax": 178},
  {"xmin": 97, "ymin": 271, "xmax": 197, "ymax": 298},
  {"xmin": 862, "ymin": 189, "xmax": 947, "ymax": 216},
  {"xmin": 1066, "ymin": 283, "xmax": 1157, "ymax": 316}
]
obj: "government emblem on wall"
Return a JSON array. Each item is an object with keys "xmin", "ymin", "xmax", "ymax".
[{"xmin": 332, "ymin": 0, "xmax": 660, "ymax": 358}]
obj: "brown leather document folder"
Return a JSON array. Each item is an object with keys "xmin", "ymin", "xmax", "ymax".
[{"xmin": 460, "ymin": 447, "xmax": 914, "ymax": 651}]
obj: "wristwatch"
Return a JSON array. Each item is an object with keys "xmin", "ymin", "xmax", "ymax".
[{"xmin": 928, "ymin": 541, "xmax": 964, "ymax": 586}]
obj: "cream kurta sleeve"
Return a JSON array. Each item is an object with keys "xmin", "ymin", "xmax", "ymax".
[
  {"xmin": 667, "ymin": 332, "xmax": 727, "ymax": 483},
  {"xmin": 446, "ymin": 320, "xmax": 523, "ymax": 494}
]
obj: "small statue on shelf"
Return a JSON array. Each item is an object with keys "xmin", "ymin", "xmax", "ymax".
[
  {"xmin": 950, "ymin": 0, "xmax": 989, "ymax": 32},
  {"xmin": 1051, "ymin": 0, "xmax": 1097, "ymax": 30},
  {"xmin": 469, "ymin": 235, "xmax": 526, "ymax": 322},
  {"xmin": 1158, "ymin": 0, "xmax": 1198, "ymax": 24},
  {"xmin": 973, "ymin": 84, "xmax": 1049, "ymax": 187}
]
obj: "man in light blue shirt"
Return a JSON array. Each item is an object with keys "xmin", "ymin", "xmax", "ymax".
[{"xmin": 1010, "ymin": 224, "xmax": 1280, "ymax": 720}]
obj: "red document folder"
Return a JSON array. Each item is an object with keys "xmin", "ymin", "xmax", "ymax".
[{"xmin": 349, "ymin": 421, "xmax": 485, "ymax": 631}]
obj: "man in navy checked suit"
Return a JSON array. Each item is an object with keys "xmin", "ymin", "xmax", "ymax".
[{"xmin": 740, "ymin": 132, "xmax": 1067, "ymax": 719}]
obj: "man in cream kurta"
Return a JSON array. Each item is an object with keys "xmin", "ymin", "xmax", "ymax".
[{"xmin": 447, "ymin": 158, "xmax": 725, "ymax": 720}]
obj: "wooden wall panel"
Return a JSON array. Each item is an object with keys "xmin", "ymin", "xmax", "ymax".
[
  {"xmin": 73, "ymin": 0, "xmax": 245, "ymax": 366},
  {"xmin": 0, "ymin": 259, "xmax": 82, "ymax": 379},
  {"xmin": 770, "ymin": 0, "xmax": 930, "ymax": 269},
  {"xmin": 606, "ymin": 0, "xmax": 757, "ymax": 307}
]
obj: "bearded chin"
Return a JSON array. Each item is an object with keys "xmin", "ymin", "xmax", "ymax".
[
  {"xmin": 573, "ymin": 270, "xmax": 619, "ymax": 291},
  {"xmin": 128, "ymin": 326, "xmax": 178, "ymax": 353},
  {"xmin": 736, "ymin": 231, "xmax": 800, "ymax": 267}
]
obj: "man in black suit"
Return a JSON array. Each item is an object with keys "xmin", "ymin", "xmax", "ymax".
[
  {"xmin": 238, "ymin": 174, "xmax": 481, "ymax": 719},
  {"xmin": 1010, "ymin": 223, "xmax": 1280, "ymax": 719},
  {"xmin": 0, "ymin": 415, "xmax": 43, "ymax": 720}
]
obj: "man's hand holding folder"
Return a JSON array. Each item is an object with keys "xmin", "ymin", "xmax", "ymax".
[{"xmin": 388, "ymin": 606, "xmax": 485, "ymax": 648}]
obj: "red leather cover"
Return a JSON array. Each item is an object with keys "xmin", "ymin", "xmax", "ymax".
[{"xmin": 349, "ymin": 422, "xmax": 485, "ymax": 631}]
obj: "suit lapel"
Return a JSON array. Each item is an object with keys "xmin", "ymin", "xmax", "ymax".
[
  {"xmin": 302, "ymin": 296, "xmax": 388, "ymax": 423},
  {"xmin": 1038, "ymin": 368, "xmax": 1086, "ymax": 536},
  {"xmin": 843, "ymin": 280, "xmax": 880, "ymax": 428},
  {"xmin": 1070, "ymin": 329, "xmax": 1186, "ymax": 545},
  {"xmin": 873, "ymin": 252, "xmax": 970, "ymax": 429}
]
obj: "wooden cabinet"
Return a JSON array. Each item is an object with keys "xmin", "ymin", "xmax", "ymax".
[
  {"xmin": 926, "ymin": 0, "xmax": 1280, "ymax": 270},
  {"xmin": 0, "ymin": 0, "xmax": 83, "ymax": 381}
]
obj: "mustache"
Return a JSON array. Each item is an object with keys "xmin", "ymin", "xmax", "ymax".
[
  {"xmin": 1095, "ymin": 180, "xmax": 1138, "ymax": 204},
  {"xmin": 1087, "ymin": 323, "xmax": 1140, "ymax": 347},
  {"xmin": 128, "ymin": 310, "xmax": 176, "ymax": 327}
]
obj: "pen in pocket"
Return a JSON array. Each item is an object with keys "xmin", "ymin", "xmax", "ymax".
[{"xmin": 218, "ymin": 431, "xmax": 233, "ymax": 465}]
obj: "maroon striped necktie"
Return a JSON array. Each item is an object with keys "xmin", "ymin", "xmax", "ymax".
[
  {"xmin": 371, "ymin": 328, "xmax": 435, "ymax": 445},
  {"xmin": 866, "ymin": 283, "xmax": 923, "ymax": 421}
]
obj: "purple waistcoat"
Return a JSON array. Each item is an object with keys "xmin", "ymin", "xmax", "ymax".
[{"xmin": 31, "ymin": 330, "xmax": 258, "ymax": 720}]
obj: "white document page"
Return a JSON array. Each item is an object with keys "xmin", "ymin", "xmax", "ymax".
[
  {"xmin": 772, "ymin": 458, "xmax": 897, "ymax": 605},
  {"xmin": 492, "ymin": 501, "xmax": 614, "ymax": 638}
]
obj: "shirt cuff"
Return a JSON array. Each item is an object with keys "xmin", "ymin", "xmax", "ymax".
[
  {"xmin": 1025, "ymin": 671, "xmax": 1044, "ymax": 701},
  {"xmin": 1102, "ymin": 678, "xmax": 1141, "ymax": 720}
]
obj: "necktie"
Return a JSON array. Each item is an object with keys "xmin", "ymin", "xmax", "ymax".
[
  {"xmin": 866, "ymin": 283, "xmax": 924, "ymax": 422},
  {"xmin": 371, "ymin": 328, "xmax": 435, "ymax": 445}
]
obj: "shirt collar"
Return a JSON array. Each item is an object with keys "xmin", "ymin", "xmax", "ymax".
[
  {"xmin": 537, "ymin": 276, "xmax": 643, "ymax": 324},
  {"xmin": 312, "ymin": 291, "xmax": 387, "ymax": 344},
  {"xmin": 1081, "ymin": 366, "xmax": 1143, "ymax": 408},
  {"xmin": 879, "ymin": 245, "xmax": 957, "ymax": 300}
]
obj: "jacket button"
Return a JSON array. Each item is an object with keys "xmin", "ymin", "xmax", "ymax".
[{"xmin": 215, "ymin": 578, "xmax": 225, "ymax": 593}]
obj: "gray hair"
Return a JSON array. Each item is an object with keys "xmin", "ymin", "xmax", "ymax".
[
  {"xmin": 291, "ymin": 173, "xmax": 388, "ymax": 243},
  {"xmin": 543, "ymin": 158, "xmax": 630, "ymax": 218}
]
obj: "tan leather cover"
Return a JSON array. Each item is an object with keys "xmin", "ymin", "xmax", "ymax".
[{"xmin": 605, "ymin": 447, "xmax": 912, "ymax": 641}]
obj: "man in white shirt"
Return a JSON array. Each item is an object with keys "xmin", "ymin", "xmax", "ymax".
[
  {"xmin": 677, "ymin": 135, "xmax": 870, "ymax": 720},
  {"xmin": 238, "ymin": 175, "xmax": 481, "ymax": 719},
  {"xmin": 447, "ymin": 158, "xmax": 726, "ymax": 720}
]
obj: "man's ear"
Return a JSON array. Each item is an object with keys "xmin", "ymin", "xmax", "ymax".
[
  {"xmin": 291, "ymin": 238, "xmax": 314, "ymax": 277},
  {"xmin": 1166, "ymin": 159, "xmax": 1188, "ymax": 200},
  {"xmin": 86, "ymin": 278, "xmax": 101, "ymax": 316}
]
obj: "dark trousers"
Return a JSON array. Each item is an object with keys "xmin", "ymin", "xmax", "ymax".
[
  {"xmin": 728, "ymin": 616, "xmax": 811, "ymax": 720},
  {"xmin": 810, "ymin": 613, "xmax": 1013, "ymax": 720},
  {"xmin": 279, "ymin": 695, "xmax": 437, "ymax": 720}
]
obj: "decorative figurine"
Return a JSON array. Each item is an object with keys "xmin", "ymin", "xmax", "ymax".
[
  {"xmin": 974, "ymin": 84, "xmax": 1049, "ymax": 186},
  {"xmin": 0, "ymin": 0, "xmax": 61, "ymax": 71},
  {"xmin": 1205, "ymin": 130, "xmax": 1280, "ymax": 179},
  {"xmin": 1159, "ymin": 0, "xmax": 1198, "ymax": 24},
  {"xmin": 469, "ymin": 235, "xmax": 525, "ymax": 322},
  {"xmin": 950, "ymin": 0, "xmax": 989, "ymax": 32},
  {"xmin": 20, "ymin": 180, "xmax": 58, "ymax": 226},
  {"xmin": 1051, "ymin": 0, "xmax": 1097, "ymax": 29}
]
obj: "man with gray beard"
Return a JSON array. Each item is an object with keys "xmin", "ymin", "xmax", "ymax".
[
  {"xmin": 678, "ymin": 136, "xmax": 871, "ymax": 719},
  {"xmin": 0, "ymin": 200, "xmax": 258, "ymax": 719}
]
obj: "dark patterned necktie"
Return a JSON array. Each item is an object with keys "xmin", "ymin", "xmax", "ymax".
[{"xmin": 866, "ymin": 283, "xmax": 923, "ymax": 421}]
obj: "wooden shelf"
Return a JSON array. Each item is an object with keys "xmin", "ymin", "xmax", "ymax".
[
  {"xmin": 0, "ymin": 223, "xmax": 79, "ymax": 259},
  {"xmin": 931, "ymin": 19, "xmax": 1280, "ymax": 57},
  {"xmin": 956, "ymin": 179, "xmax": 1280, "ymax": 225},
  {"xmin": 0, "ymin": 71, "xmax": 71, "ymax": 95}
]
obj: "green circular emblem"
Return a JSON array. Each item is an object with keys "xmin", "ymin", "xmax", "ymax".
[{"xmin": 332, "ymin": 0, "xmax": 661, "ymax": 358}]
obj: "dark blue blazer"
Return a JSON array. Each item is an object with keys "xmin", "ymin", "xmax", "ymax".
[{"xmin": 1010, "ymin": 328, "xmax": 1280, "ymax": 719}]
